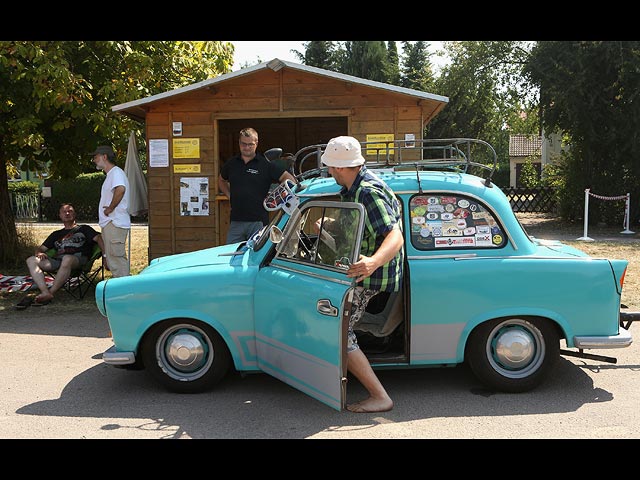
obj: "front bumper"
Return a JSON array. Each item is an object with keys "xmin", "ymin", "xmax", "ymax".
[{"xmin": 103, "ymin": 345, "xmax": 136, "ymax": 365}]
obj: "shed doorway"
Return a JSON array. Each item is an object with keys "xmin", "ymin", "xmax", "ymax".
[{"xmin": 218, "ymin": 117, "xmax": 348, "ymax": 171}]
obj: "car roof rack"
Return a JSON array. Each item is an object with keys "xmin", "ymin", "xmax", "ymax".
[{"xmin": 294, "ymin": 138, "xmax": 498, "ymax": 186}]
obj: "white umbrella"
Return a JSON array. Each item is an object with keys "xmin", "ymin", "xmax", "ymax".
[
  {"xmin": 124, "ymin": 131, "xmax": 148, "ymax": 217},
  {"xmin": 124, "ymin": 131, "xmax": 148, "ymax": 272}
]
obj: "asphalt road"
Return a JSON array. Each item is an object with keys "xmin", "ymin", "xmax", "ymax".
[{"xmin": 1, "ymin": 302, "xmax": 640, "ymax": 439}]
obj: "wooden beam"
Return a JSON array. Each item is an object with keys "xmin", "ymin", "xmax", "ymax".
[{"xmin": 213, "ymin": 109, "xmax": 352, "ymax": 119}]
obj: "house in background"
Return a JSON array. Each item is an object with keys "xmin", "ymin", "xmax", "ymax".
[
  {"xmin": 508, "ymin": 133, "xmax": 564, "ymax": 187},
  {"xmin": 509, "ymin": 134, "xmax": 541, "ymax": 187}
]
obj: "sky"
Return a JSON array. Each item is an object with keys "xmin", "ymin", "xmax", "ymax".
[{"xmin": 229, "ymin": 41, "xmax": 448, "ymax": 71}]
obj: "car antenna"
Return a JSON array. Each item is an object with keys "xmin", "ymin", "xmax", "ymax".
[{"xmin": 414, "ymin": 164, "xmax": 423, "ymax": 194}]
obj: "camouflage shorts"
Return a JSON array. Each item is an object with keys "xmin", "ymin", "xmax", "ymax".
[{"xmin": 347, "ymin": 287, "xmax": 380, "ymax": 353}]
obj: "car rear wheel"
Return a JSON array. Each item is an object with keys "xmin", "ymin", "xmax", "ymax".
[
  {"xmin": 141, "ymin": 319, "xmax": 231, "ymax": 393},
  {"xmin": 465, "ymin": 317, "xmax": 559, "ymax": 393}
]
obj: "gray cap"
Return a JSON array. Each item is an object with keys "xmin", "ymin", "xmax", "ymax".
[{"xmin": 89, "ymin": 145, "xmax": 115, "ymax": 156}]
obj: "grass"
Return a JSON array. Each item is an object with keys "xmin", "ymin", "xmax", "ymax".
[{"xmin": 2, "ymin": 214, "xmax": 640, "ymax": 313}]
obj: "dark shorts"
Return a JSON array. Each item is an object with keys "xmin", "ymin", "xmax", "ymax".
[{"xmin": 49, "ymin": 253, "xmax": 87, "ymax": 271}]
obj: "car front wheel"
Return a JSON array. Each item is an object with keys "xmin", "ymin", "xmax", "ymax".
[
  {"xmin": 465, "ymin": 317, "xmax": 559, "ymax": 393},
  {"xmin": 141, "ymin": 319, "xmax": 231, "ymax": 393}
]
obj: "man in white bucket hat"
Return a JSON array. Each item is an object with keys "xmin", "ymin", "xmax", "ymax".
[{"xmin": 320, "ymin": 136, "xmax": 404, "ymax": 413}]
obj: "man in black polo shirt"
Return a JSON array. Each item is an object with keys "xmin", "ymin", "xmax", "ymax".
[{"xmin": 218, "ymin": 127, "xmax": 296, "ymax": 244}]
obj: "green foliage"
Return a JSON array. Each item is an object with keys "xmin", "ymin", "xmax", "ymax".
[
  {"xmin": 295, "ymin": 41, "xmax": 341, "ymax": 70},
  {"xmin": 519, "ymin": 156, "xmax": 540, "ymax": 188},
  {"xmin": 400, "ymin": 41, "xmax": 435, "ymax": 91},
  {"xmin": 0, "ymin": 41, "xmax": 232, "ymax": 264},
  {"xmin": 541, "ymin": 151, "xmax": 584, "ymax": 222},
  {"xmin": 42, "ymin": 173, "xmax": 104, "ymax": 222},
  {"xmin": 341, "ymin": 41, "xmax": 390, "ymax": 83},
  {"xmin": 525, "ymin": 41, "xmax": 640, "ymax": 226},
  {"xmin": 8, "ymin": 180, "xmax": 40, "ymax": 194},
  {"xmin": 386, "ymin": 41, "xmax": 401, "ymax": 86}
]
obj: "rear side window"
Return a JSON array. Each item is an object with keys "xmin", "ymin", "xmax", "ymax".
[{"xmin": 409, "ymin": 194, "xmax": 506, "ymax": 250}]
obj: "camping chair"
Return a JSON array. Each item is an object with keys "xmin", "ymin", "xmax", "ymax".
[{"xmin": 46, "ymin": 244, "xmax": 104, "ymax": 300}]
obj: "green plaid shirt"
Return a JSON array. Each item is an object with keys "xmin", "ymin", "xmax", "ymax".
[{"xmin": 340, "ymin": 167, "xmax": 404, "ymax": 292}]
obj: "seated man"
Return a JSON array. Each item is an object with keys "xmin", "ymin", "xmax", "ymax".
[{"xmin": 17, "ymin": 203, "xmax": 105, "ymax": 308}]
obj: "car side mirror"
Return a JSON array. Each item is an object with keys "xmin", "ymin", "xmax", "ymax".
[{"xmin": 270, "ymin": 226, "xmax": 284, "ymax": 244}]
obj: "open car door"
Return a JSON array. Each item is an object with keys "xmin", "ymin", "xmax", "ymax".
[{"xmin": 254, "ymin": 200, "xmax": 365, "ymax": 411}]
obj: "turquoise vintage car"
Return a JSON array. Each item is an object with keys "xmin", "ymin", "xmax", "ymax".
[{"xmin": 98, "ymin": 138, "xmax": 635, "ymax": 411}]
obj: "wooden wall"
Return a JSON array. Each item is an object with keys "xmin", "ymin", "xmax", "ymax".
[{"xmin": 143, "ymin": 66, "xmax": 433, "ymax": 261}]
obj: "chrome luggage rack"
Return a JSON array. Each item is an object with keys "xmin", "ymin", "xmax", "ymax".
[{"xmin": 293, "ymin": 138, "xmax": 498, "ymax": 186}]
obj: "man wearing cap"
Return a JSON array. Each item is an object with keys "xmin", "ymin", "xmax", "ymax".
[
  {"xmin": 320, "ymin": 135, "xmax": 404, "ymax": 413},
  {"xmin": 91, "ymin": 145, "xmax": 131, "ymax": 277}
]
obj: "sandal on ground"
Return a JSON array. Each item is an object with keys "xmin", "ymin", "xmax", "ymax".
[
  {"xmin": 33, "ymin": 298, "xmax": 53, "ymax": 306},
  {"xmin": 15, "ymin": 295, "xmax": 35, "ymax": 310}
]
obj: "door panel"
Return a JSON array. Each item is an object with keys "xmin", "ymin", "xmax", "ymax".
[{"xmin": 254, "ymin": 201, "xmax": 364, "ymax": 411}]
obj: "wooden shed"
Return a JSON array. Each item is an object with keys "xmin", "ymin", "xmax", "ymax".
[{"xmin": 112, "ymin": 58, "xmax": 449, "ymax": 261}]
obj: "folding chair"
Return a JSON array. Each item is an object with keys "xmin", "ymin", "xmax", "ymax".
[{"xmin": 47, "ymin": 243, "xmax": 104, "ymax": 300}]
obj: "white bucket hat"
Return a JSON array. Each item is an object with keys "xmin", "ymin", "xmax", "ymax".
[{"xmin": 321, "ymin": 136, "xmax": 365, "ymax": 167}]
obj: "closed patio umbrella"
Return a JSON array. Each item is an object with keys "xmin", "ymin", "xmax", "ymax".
[
  {"xmin": 124, "ymin": 131, "xmax": 148, "ymax": 271},
  {"xmin": 124, "ymin": 131, "xmax": 148, "ymax": 217}
]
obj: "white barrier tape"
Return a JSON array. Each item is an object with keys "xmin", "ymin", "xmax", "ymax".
[
  {"xmin": 0, "ymin": 275, "xmax": 54, "ymax": 293},
  {"xmin": 587, "ymin": 192, "xmax": 627, "ymax": 201}
]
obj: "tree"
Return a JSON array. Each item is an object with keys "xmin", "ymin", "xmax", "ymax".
[
  {"xmin": 1, "ymin": 41, "xmax": 233, "ymax": 265},
  {"xmin": 400, "ymin": 41, "xmax": 434, "ymax": 92},
  {"xmin": 519, "ymin": 156, "xmax": 540, "ymax": 188},
  {"xmin": 386, "ymin": 41, "xmax": 401, "ymax": 86},
  {"xmin": 341, "ymin": 41, "xmax": 390, "ymax": 82},
  {"xmin": 425, "ymin": 41, "xmax": 535, "ymax": 186},
  {"xmin": 525, "ymin": 41, "xmax": 640, "ymax": 225},
  {"xmin": 293, "ymin": 41, "xmax": 340, "ymax": 70}
]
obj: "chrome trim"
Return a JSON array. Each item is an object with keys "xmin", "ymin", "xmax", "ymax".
[
  {"xmin": 271, "ymin": 263, "xmax": 353, "ymax": 286},
  {"xmin": 102, "ymin": 345, "xmax": 136, "ymax": 365},
  {"xmin": 407, "ymin": 254, "xmax": 603, "ymax": 261},
  {"xmin": 408, "ymin": 253, "xmax": 477, "ymax": 260},
  {"xmin": 574, "ymin": 327, "xmax": 633, "ymax": 349}
]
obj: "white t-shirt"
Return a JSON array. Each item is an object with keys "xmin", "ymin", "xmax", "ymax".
[{"xmin": 99, "ymin": 166, "xmax": 131, "ymax": 229}]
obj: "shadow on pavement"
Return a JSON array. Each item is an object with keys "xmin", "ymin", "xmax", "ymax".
[{"xmin": 16, "ymin": 354, "xmax": 614, "ymax": 439}]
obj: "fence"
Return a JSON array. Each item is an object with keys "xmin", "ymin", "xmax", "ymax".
[
  {"xmin": 504, "ymin": 186, "xmax": 557, "ymax": 213},
  {"xmin": 10, "ymin": 192, "xmax": 40, "ymax": 220}
]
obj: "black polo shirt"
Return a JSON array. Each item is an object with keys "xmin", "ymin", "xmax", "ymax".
[{"xmin": 220, "ymin": 153, "xmax": 286, "ymax": 224}]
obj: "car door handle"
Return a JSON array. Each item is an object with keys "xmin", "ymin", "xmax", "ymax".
[{"xmin": 317, "ymin": 299, "xmax": 338, "ymax": 317}]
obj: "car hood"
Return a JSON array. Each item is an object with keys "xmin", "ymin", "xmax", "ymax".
[{"xmin": 141, "ymin": 243, "xmax": 247, "ymax": 275}]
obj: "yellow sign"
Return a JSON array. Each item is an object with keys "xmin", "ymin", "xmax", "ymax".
[
  {"xmin": 365, "ymin": 134, "xmax": 395, "ymax": 156},
  {"xmin": 173, "ymin": 164, "xmax": 201, "ymax": 173},
  {"xmin": 173, "ymin": 138, "xmax": 200, "ymax": 159}
]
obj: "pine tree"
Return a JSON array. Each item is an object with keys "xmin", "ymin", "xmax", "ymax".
[
  {"xmin": 400, "ymin": 41, "xmax": 434, "ymax": 91},
  {"xmin": 386, "ymin": 41, "xmax": 401, "ymax": 86},
  {"xmin": 294, "ymin": 41, "xmax": 338, "ymax": 70},
  {"xmin": 341, "ymin": 41, "xmax": 390, "ymax": 82}
]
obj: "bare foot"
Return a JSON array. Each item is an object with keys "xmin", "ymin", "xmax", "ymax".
[
  {"xmin": 347, "ymin": 397, "xmax": 393, "ymax": 413},
  {"xmin": 35, "ymin": 292, "xmax": 54, "ymax": 304}
]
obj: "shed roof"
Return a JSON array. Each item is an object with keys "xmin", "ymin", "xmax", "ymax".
[{"xmin": 112, "ymin": 58, "xmax": 449, "ymax": 122}]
